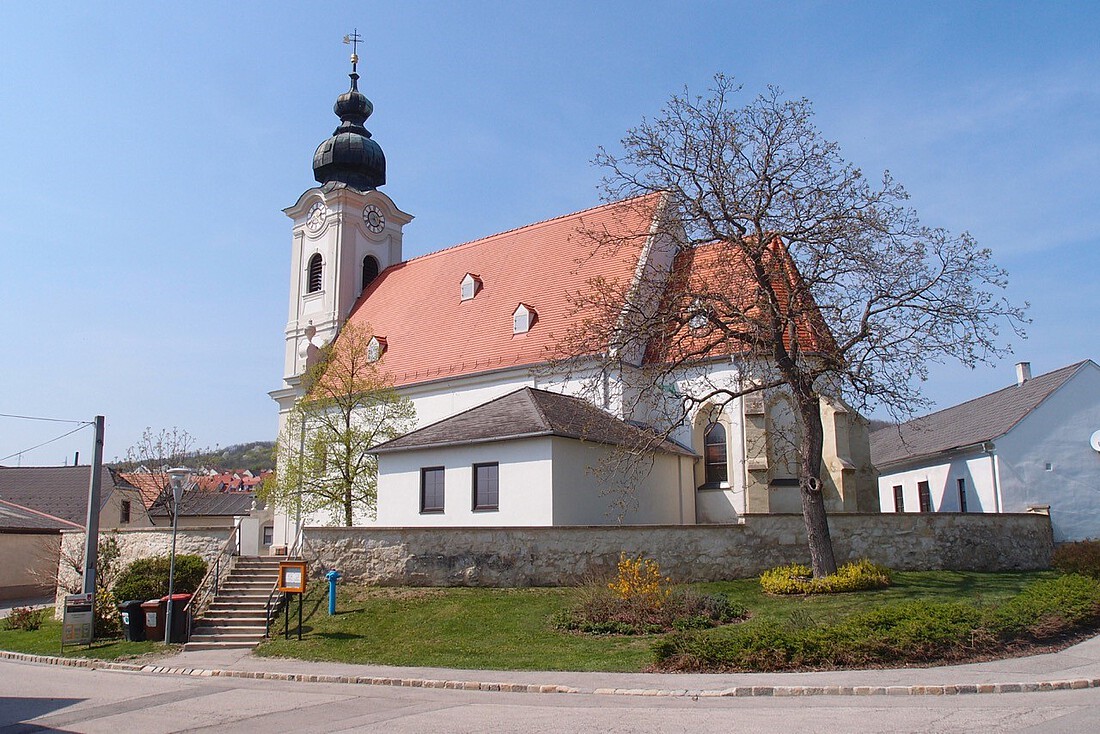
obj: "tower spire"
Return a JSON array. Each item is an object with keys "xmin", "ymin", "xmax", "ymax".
[{"xmin": 313, "ymin": 31, "xmax": 386, "ymax": 191}]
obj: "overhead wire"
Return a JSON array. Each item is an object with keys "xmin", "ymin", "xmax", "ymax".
[
  {"xmin": 0, "ymin": 423, "xmax": 91, "ymax": 463},
  {"xmin": 0, "ymin": 412, "xmax": 92, "ymax": 425}
]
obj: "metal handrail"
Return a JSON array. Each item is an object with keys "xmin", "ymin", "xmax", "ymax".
[{"xmin": 184, "ymin": 524, "xmax": 240, "ymax": 631}]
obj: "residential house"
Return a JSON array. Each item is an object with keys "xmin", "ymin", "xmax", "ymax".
[
  {"xmin": 0, "ymin": 499, "xmax": 81, "ymax": 600},
  {"xmin": 871, "ymin": 360, "xmax": 1100, "ymax": 542}
]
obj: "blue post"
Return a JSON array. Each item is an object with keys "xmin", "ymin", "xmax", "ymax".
[{"xmin": 326, "ymin": 570, "xmax": 342, "ymax": 615}]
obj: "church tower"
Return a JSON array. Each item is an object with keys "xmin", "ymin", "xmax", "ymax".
[{"xmin": 273, "ymin": 39, "xmax": 413, "ymax": 415}]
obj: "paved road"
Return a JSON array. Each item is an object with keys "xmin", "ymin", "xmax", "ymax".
[{"xmin": 2, "ymin": 658, "xmax": 1100, "ymax": 733}]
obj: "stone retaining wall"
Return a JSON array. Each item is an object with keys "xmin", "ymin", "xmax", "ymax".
[
  {"xmin": 302, "ymin": 513, "xmax": 1053, "ymax": 586},
  {"xmin": 55, "ymin": 527, "xmax": 234, "ymax": 614}
]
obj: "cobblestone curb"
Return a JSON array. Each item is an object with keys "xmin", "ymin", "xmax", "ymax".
[{"xmin": 3, "ymin": 649, "xmax": 1098, "ymax": 697}]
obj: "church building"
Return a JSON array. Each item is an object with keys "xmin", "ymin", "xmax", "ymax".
[{"xmin": 269, "ymin": 53, "xmax": 877, "ymax": 543}]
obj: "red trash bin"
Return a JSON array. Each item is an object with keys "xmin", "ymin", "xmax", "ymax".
[{"xmin": 140, "ymin": 598, "xmax": 163, "ymax": 641}]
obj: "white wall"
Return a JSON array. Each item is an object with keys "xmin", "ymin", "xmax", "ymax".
[
  {"xmin": 549, "ymin": 437, "xmax": 694, "ymax": 525},
  {"xmin": 372, "ymin": 438, "xmax": 555, "ymax": 526},
  {"xmin": 878, "ymin": 452, "xmax": 997, "ymax": 514},
  {"xmin": 995, "ymin": 364, "xmax": 1100, "ymax": 541}
]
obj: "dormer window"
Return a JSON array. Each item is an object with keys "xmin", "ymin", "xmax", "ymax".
[
  {"xmin": 306, "ymin": 254, "xmax": 323, "ymax": 294},
  {"xmin": 512, "ymin": 303, "xmax": 536, "ymax": 334},
  {"xmin": 366, "ymin": 336, "xmax": 387, "ymax": 362},
  {"xmin": 460, "ymin": 273, "xmax": 482, "ymax": 301},
  {"xmin": 687, "ymin": 299, "xmax": 709, "ymax": 331}
]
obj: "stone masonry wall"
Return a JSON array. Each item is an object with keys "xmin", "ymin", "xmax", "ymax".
[
  {"xmin": 302, "ymin": 513, "xmax": 1052, "ymax": 587},
  {"xmin": 55, "ymin": 527, "xmax": 233, "ymax": 615}
]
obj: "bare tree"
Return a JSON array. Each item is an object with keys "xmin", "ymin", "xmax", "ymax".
[
  {"xmin": 261, "ymin": 322, "xmax": 416, "ymax": 526},
  {"xmin": 116, "ymin": 426, "xmax": 204, "ymax": 521},
  {"xmin": 560, "ymin": 76, "xmax": 1027, "ymax": 576}
]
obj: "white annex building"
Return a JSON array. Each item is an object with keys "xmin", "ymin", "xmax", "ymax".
[
  {"xmin": 269, "ymin": 57, "xmax": 877, "ymax": 543},
  {"xmin": 872, "ymin": 360, "xmax": 1100, "ymax": 542}
]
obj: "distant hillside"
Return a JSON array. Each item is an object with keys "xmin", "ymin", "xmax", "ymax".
[{"xmin": 195, "ymin": 441, "xmax": 275, "ymax": 473}]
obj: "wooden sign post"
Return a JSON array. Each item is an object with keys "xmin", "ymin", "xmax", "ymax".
[{"xmin": 277, "ymin": 560, "xmax": 307, "ymax": 641}]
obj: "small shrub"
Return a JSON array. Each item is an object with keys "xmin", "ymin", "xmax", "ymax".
[
  {"xmin": 113, "ymin": 554, "xmax": 207, "ymax": 603},
  {"xmin": 3, "ymin": 606, "xmax": 45, "ymax": 631},
  {"xmin": 760, "ymin": 559, "xmax": 892, "ymax": 595},
  {"xmin": 1053, "ymin": 540, "xmax": 1100, "ymax": 579},
  {"xmin": 608, "ymin": 553, "xmax": 671, "ymax": 607},
  {"xmin": 556, "ymin": 571, "xmax": 746, "ymax": 636}
]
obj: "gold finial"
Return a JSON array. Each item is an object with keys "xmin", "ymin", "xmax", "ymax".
[{"xmin": 343, "ymin": 29, "xmax": 362, "ymax": 72}]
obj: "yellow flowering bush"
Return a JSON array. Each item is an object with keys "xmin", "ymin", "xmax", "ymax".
[
  {"xmin": 608, "ymin": 552, "xmax": 671, "ymax": 607},
  {"xmin": 759, "ymin": 558, "xmax": 892, "ymax": 595}
]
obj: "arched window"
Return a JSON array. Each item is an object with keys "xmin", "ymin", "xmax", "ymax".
[
  {"xmin": 306, "ymin": 254, "xmax": 323, "ymax": 294},
  {"xmin": 704, "ymin": 422, "xmax": 728, "ymax": 485},
  {"xmin": 362, "ymin": 255, "xmax": 379, "ymax": 292}
]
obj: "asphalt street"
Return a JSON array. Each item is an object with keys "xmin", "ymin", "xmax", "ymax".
[{"xmin": 2, "ymin": 658, "xmax": 1100, "ymax": 733}]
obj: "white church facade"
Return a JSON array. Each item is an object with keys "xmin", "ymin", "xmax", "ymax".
[{"xmin": 269, "ymin": 55, "xmax": 877, "ymax": 544}]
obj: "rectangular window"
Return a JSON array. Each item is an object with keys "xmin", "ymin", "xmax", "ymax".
[
  {"xmin": 473, "ymin": 463, "xmax": 499, "ymax": 511},
  {"xmin": 892, "ymin": 485, "xmax": 904, "ymax": 513},
  {"xmin": 918, "ymin": 480, "xmax": 932, "ymax": 513},
  {"xmin": 120, "ymin": 500, "xmax": 131, "ymax": 524},
  {"xmin": 957, "ymin": 478, "xmax": 968, "ymax": 513},
  {"xmin": 263, "ymin": 525, "xmax": 274, "ymax": 546},
  {"xmin": 420, "ymin": 467, "xmax": 445, "ymax": 513}
]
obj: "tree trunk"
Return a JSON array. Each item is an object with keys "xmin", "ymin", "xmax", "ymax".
[
  {"xmin": 797, "ymin": 395, "xmax": 838, "ymax": 577},
  {"xmin": 344, "ymin": 488, "xmax": 353, "ymax": 527}
]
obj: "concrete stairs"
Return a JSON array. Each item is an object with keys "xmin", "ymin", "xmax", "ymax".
[{"xmin": 184, "ymin": 556, "xmax": 284, "ymax": 651}]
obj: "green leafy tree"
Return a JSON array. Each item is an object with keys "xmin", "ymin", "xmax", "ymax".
[{"xmin": 261, "ymin": 323, "xmax": 416, "ymax": 526}]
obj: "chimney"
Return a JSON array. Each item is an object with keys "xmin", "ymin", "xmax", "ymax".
[{"xmin": 1016, "ymin": 361, "xmax": 1032, "ymax": 386}]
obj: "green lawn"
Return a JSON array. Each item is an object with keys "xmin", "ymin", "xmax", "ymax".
[
  {"xmin": 0, "ymin": 612, "xmax": 170, "ymax": 660},
  {"xmin": 256, "ymin": 571, "xmax": 1060, "ymax": 672}
]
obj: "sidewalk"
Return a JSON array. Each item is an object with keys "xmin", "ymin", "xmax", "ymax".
[{"xmin": 71, "ymin": 632, "xmax": 1100, "ymax": 697}]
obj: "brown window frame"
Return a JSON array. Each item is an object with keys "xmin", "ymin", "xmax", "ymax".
[
  {"xmin": 472, "ymin": 462, "xmax": 499, "ymax": 511},
  {"xmin": 120, "ymin": 499, "xmax": 131, "ymax": 524},
  {"xmin": 892, "ymin": 485, "xmax": 904, "ymax": 513},
  {"xmin": 918, "ymin": 480, "xmax": 932, "ymax": 513},
  {"xmin": 957, "ymin": 477, "xmax": 968, "ymax": 513},
  {"xmin": 420, "ymin": 466, "xmax": 445, "ymax": 514}
]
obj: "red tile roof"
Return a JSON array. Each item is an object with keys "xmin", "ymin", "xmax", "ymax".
[
  {"xmin": 118, "ymin": 472, "xmax": 168, "ymax": 510},
  {"xmin": 646, "ymin": 238, "xmax": 834, "ymax": 365},
  {"xmin": 343, "ymin": 195, "xmax": 663, "ymax": 387}
]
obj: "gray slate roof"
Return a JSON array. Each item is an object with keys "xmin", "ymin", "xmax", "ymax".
[
  {"xmin": 0, "ymin": 465, "xmax": 117, "ymax": 525},
  {"xmin": 371, "ymin": 387, "xmax": 696, "ymax": 456},
  {"xmin": 0, "ymin": 498, "xmax": 81, "ymax": 532},
  {"xmin": 148, "ymin": 491, "xmax": 257, "ymax": 518},
  {"xmin": 870, "ymin": 360, "xmax": 1092, "ymax": 468}
]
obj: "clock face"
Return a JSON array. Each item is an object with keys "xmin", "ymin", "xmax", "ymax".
[
  {"xmin": 363, "ymin": 204, "xmax": 386, "ymax": 233},
  {"xmin": 306, "ymin": 201, "xmax": 328, "ymax": 233}
]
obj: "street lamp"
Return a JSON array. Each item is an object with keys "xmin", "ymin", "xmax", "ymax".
[{"xmin": 164, "ymin": 467, "xmax": 190, "ymax": 644}]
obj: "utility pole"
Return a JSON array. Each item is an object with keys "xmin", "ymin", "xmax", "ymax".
[{"xmin": 82, "ymin": 416, "xmax": 105, "ymax": 600}]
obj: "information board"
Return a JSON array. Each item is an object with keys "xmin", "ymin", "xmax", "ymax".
[
  {"xmin": 62, "ymin": 592, "xmax": 94, "ymax": 646},
  {"xmin": 278, "ymin": 561, "xmax": 307, "ymax": 593}
]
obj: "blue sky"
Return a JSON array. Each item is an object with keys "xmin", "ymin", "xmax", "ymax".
[{"xmin": 1, "ymin": 2, "xmax": 1097, "ymax": 465}]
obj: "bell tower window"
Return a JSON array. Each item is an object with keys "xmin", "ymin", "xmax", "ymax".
[
  {"xmin": 362, "ymin": 255, "xmax": 379, "ymax": 292},
  {"xmin": 307, "ymin": 254, "xmax": 323, "ymax": 294}
]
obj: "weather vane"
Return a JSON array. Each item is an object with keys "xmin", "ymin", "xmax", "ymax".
[{"xmin": 343, "ymin": 29, "xmax": 362, "ymax": 72}]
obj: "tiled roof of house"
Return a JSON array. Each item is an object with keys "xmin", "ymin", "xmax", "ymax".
[
  {"xmin": 118, "ymin": 471, "xmax": 168, "ymax": 509},
  {"xmin": 0, "ymin": 497, "xmax": 82, "ymax": 532},
  {"xmin": 148, "ymin": 490, "xmax": 258, "ymax": 518},
  {"xmin": 344, "ymin": 195, "xmax": 663, "ymax": 388},
  {"xmin": 870, "ymin": 360, "xmax": 1093, "ymax": 468},
  {"xmin": 646, "ymin": 238, "xmax": 834, "ymax": 364},
  {"xmin": 0, "ymin": 465, "xmax": 117, "ymax": 525},
  {"xmin": 370, "ymin": 386, "xmax": 695, "ymax": 456}
]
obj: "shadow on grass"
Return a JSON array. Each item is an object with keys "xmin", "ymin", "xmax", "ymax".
[{"xmin": 314, "ymin": 632, "xmax": 365, "ymax": 641}]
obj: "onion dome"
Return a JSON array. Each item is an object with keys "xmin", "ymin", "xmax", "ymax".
[{"xmin": 312, "ymin": 58, "xmax": 386, "ymax": 191}]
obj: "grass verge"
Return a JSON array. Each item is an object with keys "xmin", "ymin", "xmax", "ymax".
[
  {"xmin": 0, "ymin": 610, "xmax": 171, "ymax": 660},
  {"xmin": 256, "ymin": 570, "xmax": 1065, "ymax": 672}
]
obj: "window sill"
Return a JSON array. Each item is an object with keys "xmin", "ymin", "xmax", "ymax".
[
  {"xmin": 697, "ymin": 482, "xmax": 731, "ymax": 491},
  {"xmin": 420, "ymin": 509, "xmax": 444, "ymax": 515},
  {"xmin": 473, "ymin": 507, "xmax": 499, "ymax": 512}
]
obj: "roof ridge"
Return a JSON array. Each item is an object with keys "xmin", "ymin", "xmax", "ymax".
[
  {"xmin": 397, "ymin": 193, "xmax": 660, "ymax": 268},
  {"xmin": 872, "ymin": 360, "xmax": 1089, "ymax": 434}
]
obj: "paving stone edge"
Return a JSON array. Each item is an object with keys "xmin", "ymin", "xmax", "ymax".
[{"xmin": 2, "ymin": 649, "xmax": 1097, "ymax": 697}]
